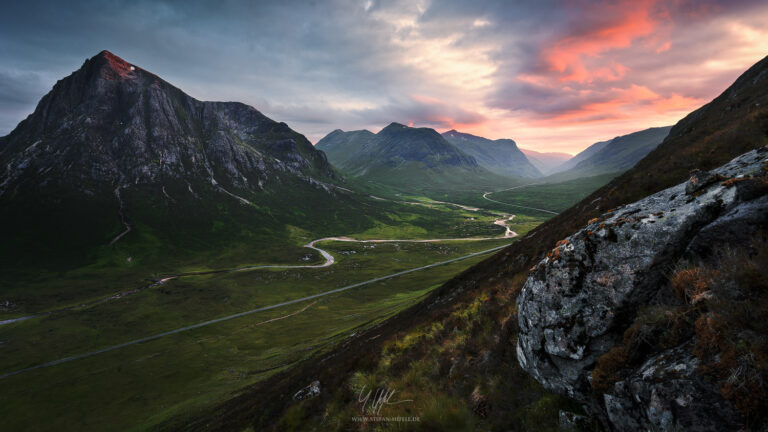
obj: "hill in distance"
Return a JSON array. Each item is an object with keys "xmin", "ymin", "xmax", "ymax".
[
  {"xmin": 519, "ymin": 148, "xmax": 572, "ymax": 174},
  {"xmin": 551, "ymin": 139, "xmax": 611, "ymax": 174},
  {"xmin": 316, "ymin": 122, "xmax": 513, "ymax": 193},
  {"xmin": 441, "ymin": 129, "xmax": 541, "ymax": 178},
  {"xmin": 548, "ymin": 126, "xmax": 672, "ymax": 181}
]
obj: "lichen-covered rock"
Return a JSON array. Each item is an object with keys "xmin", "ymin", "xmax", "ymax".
[
  {"xmin": 604, "ymin": 343, "xmax": 738, "ymax": 432},
  {"xmin": 559, "ymin": 410, "xmax": 590, "ymax": 431},
  {"xmin": 292, "ymin": 380, "xmax": 321, "ymax": 401},
  {"xmin": 516, "ymin": 147, "xmax": 768, "ymax": 430}
]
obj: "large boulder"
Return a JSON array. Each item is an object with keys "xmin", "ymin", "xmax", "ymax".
[{"xmin": 516, "ymin": 147, "xmax": 768, "ymax": 430}]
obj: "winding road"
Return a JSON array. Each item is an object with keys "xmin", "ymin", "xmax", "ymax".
[
  {"xmin": 0, "ymin": 191, "xmax": 530, "ymax": 378},
  {"xmin": 0, "ymin": 242, "xmax": 510, "ymax": 380},
  {"xmin": 0, "ymin": 209, "xmax": 518, "ymax": 326}
]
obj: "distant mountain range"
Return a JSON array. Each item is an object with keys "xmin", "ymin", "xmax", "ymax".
[
  {"xmin": 519, "ymin": 148, "xmax": 572, "ymax": 175},
  {"xmin": 316, "ymin": 123, "xmax": 511, "ymax": 191},
  {"xmin": 441, "ymin": 129, "xmax": 541, "ymax": 178},
  {"xmin": 552, "ymin": 139, "xmax": 612, "ymax": 173},
  {"xmin": 548, "ymin": 126, "xmax": 672, "ymax": 181},
  {"xmin": 317, "ymin": 122, "xmax": 672, "ymax": 190}
]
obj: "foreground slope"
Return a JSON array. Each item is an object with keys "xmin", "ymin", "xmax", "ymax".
[
  {"xmin": 441, "ymin": 129, "xmax": 541, "ymax": 178},
  {"xmin": 519, "ymin": 147, "xmax": 768, "ymax": 430},
  {"xmin": 170, "ymin": 55, "xmax": 768, "ymax": 431}
]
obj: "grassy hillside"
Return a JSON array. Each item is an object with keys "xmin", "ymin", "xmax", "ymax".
[
  {"xmin": 552, "ymin": 139, "xmax": 610, "ymax": 173},
  {"xmin": 487, "ymin": 173, "xmax": 619, "ymax": 213},
  {"xmin": 442, "ymin": 130, "xmax": 541, "ymax": 178},
  {"xmin": 547, "ymin": 126, "xmax": 671, "ymax": 181},
  {"xmin": 314, "ymin": 129, "xmax": 376, "ymax": 168}
]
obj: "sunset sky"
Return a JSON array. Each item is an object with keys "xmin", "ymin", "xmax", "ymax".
[{"xmin": 1, "ymin": 0, "xmax": 767, "ymax": 154}]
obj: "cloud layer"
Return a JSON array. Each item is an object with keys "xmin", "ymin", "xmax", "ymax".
[{"xmin": 1, "ymin": 0, "xmax": 767, "ymax": 153}]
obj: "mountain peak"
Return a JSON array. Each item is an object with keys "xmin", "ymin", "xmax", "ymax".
[
  {"xmin": 443, "ymin": 129, "xmax": 474, "ymax": 139},
  {"xmin": 441, "ymin": 130, "xmax": 540, "ymax": 178},
  {"xmin": 89, "ymin": 50, "xmax": 138, "ymax": 79},
  {"xmin": 382, "ymin": 122, "xmax": 408, "ymax": 131}
]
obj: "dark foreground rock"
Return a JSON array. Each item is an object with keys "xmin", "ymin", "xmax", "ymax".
[
  {"xmin": 292, "ymin": 380, "xmax": 321, "ymax": 401},
  {"xmin": 517, "ymin": 147, "xmax": 768, "ymax": 431}
]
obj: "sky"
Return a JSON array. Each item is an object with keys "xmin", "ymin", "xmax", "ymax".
[{"xmin": 1, "ymin": 0, "xmax": 767, "ymax": 154}]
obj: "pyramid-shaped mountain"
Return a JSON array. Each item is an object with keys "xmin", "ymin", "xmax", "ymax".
[{"xmin": 0, "ymin": 51, "xmax": 357, "ymax": 270}]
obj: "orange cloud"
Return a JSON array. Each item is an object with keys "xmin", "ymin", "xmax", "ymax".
[
  {"xmin": 402, "ymin": 94, "xmax": 488, "ymax": 130},
  {"xmin": 656, "ymin": 41, "xmax": 671, "ymax": 52},
  {"xmin": 543, "ymin": 0, "xmax": 666, "ymax": 83},
  {"xmin": 539, "ymin": 84, "xmax": 701, "ymax": 125}
]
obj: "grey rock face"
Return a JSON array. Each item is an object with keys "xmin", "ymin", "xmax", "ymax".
[
  {"xmin": 0, "ymin": 50, "xmax": 334, "ymax": 201},
  {"xmin": 559, "ymin": 410, "xmax": 590, "ymax": 431},
  {"xmin": 516, "ymin": 147, "xmax": 768, "ymax": 430},
  {"xmin": 293, "ymin": 380, "xmax": 321, "ymax": 401},
  {"xmin": 604, "ymin": 343, "xmax": 738, "ymax": 432}
]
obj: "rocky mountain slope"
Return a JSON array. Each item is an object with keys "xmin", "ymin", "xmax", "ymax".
[
  {"xmin": 441, "ymin": 129, "xmax": 541, "ymax": 178},
  {"xmin": 313, "ymin": 129, "xmax": 375, "ymax": 169},
  {"xmin": 519, "ymin": 148, "xmax": 572, "ymax": 175},
  {"xmin": 316, "ymin": 123, "xmax": 508, "ymax": 192},
  {"xmin": 0, "ymin": 50, "xmax": 360, "ymax": 272},
  {"xmin": 518, "ymin": 147, "xmax": 768, "ymax": 430},
  {"xmin": 169, "ymin": 55, "xmax": 768, "ymax": 432},
  {"xmin": 549, "ymin": 126, "xmax": 672, "ymax": 181}
]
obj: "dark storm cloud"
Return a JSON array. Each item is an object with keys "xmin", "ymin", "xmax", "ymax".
[
  {"xmin": 3, "ymin": 0, "xmax": 487, "ymax": 138},
  {"xmin": 0, "ymin": 70, "xmax": 50, "ymax": 133},
  {"xmin": 265, "ymin": 95, "xmax": 486, "ymax": 130}
]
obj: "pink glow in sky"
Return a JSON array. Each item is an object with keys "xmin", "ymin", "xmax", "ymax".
[
  {"xmin": 2, "ymin": 0, "xmax": 768, "ymax": 155},
  {"xmin": 342, "ymin": 0, "xmax": 768, "ymax": 154}
]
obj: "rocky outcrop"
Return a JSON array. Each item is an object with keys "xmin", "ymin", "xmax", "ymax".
[
  {"xmin": 293, "ymin": 380, "xmax": 321, "ymax": 401},
  {"xmin": 601, "ymin": 341, "xmax": 739, "ymax": 431},
  {"xmin": 517, "ymin": 147, "xmax": 768, "ymax": 430}
]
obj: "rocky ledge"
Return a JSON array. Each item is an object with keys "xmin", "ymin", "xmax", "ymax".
[{"xmin": 517, "ymin": 146, "xmax": 768, "ymax": 430}]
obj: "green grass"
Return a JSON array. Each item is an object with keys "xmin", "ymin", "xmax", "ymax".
[
  {"xmin": 0, "ymin": 177, "xmax": 557, "ymax": 431},
  {"xmin": 0, "ymin": 239, "xmax": 511, "ymax": 432},
  {"xmin": 0, "ymin": 192, "xmax": 513, "ymax": 318},
  {"xmin": 271, "ymin": 272, "xmax": 582, "ymax": 432},
  {"xmin": 481, "ymin": 173, "xmax": 617, "ymax": 213}
]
